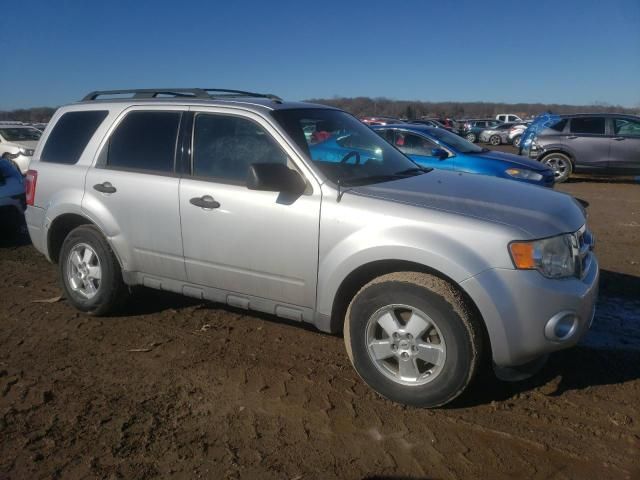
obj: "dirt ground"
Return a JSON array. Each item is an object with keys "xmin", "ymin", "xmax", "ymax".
[{"xmin": 1, "ymin": 153, "xmax": 639, "ymax": 479}]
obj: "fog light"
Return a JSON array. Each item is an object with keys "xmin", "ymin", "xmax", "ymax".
[{"xmin": 545, "ymin": 312, "xmax": 579, "ymax": 341}]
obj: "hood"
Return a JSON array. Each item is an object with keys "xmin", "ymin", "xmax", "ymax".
[
  {"xmin": 350, "ymin": 169, "xmax": 585, "ymax": 238},
  {"xmin": 471, "ymin": 150, "xmax": 550, "ymax": 171}
]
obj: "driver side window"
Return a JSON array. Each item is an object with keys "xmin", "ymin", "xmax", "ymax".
[
  {"xmin": 395, "ymin": 132, "xmax": 438, "ymax": 156},
  {"xmin": 192, "ymin": 114, "xmax": 288, "ymax": 183}
]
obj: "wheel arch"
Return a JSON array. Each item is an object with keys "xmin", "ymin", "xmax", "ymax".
[
  {"xmin": 327, "ymin": 259, "xmax": 492, "ymax": 360},
  {"xmin": 540, "ymin": 148, "xmax": 575, "ymax": 166}
]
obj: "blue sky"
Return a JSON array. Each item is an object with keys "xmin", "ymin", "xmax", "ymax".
[{"xmin": 1, "ymin": 0, "xmax": 639, "ymax": 109}]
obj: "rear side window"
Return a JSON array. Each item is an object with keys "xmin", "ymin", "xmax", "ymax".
[
  {"xmin": 107, "ymin": 111, "xmax": 181, "ymax": 173},
  {"xmin": 614, "ymin": 118, "xmax": 640, "ymax": 137},
  {"xmin": 41, "ymin": 110, "xmax": 108, "ymax": 164},
  {"xmin": 570, "ymin": 117, "xmax": 605, "ymax": 135}
]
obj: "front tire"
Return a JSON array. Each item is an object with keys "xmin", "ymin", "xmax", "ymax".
[
  {"xmin": 344, "ymin": 272, "xmax": 483, "ymax": 407},
  {"xmin": 465, "ymin": 133, "xmax": 476, "ymax": 143},
  {"xmin": 59, "ymin": 225, "xmax": 128, "ymax": 315},
  {"xmin": 541, "ymin": 152, "xmax": 573, "ymax": 183},
  {"xmin": 489, "ymin": 135, "xmax": 501, "ymax": 146},
  {"xmin": 512, "ymin": 135, "xmax": 522, "ymax": 148}
]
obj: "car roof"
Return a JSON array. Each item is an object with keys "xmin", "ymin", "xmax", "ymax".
[
  {"xmin": 558, "ymin": 113, "xmax": 640, "ymax": 119},
  {"xmin": 371, "ymin": 123, "xmax": 438, "ymax": 134}
]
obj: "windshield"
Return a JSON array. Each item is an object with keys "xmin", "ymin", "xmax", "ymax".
[
  {"xmin": 0, "ymin": 127, "xmax": 42, "ymax": 142},
  {"xmin": 426, "ymin": 128, "xmax": 484, "ymax": 154},
  {"xmin": 272, "ymin": 108, "xmax": 423, "ymax": 185}
]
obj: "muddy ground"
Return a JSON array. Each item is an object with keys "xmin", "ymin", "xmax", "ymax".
[{"xmin": 1, "ymin": 153, "xmax": 639, "ymax": 479}]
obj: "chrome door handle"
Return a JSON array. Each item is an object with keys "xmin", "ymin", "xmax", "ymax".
[
  {"xmin": 613, "ymin": 137, "xmax": 625, "ymax": 141},
  {"xmin": 93, "ymin": 182, "xmax": 116, "ymax": 194},
  {"xmin": 190, "ymin": 195, "xmax": 221, "ymax": 209}
]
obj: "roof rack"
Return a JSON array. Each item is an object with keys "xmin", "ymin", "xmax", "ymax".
[{"xmin": 81, "ymin": 88, "xmax": 282, "ymax": 102}]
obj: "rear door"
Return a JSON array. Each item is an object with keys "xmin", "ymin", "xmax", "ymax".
[
  {"xmin": 83, "ymin": 106, "xmax": 186, "ymax": 281},
  {"xmin": 564, "ymin": 116, "xmax": 609, "ymax": 171},
  {"xmin": 609, "ymin": 117, "xmax": 640, "ymax": 172}
]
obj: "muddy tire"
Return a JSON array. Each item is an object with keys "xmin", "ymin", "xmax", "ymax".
[
  {"xmin": 59, "ymin": 225, "xmax": 128, "ymax": 315},
  {"xmin": 344, "ymin": 272, "xmax": 483, "ymax": 408}
]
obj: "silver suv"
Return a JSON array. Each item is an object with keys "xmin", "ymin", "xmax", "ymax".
[{"xmin": 25, "ymin": 88, "xmax": 599, "ymax": 407}]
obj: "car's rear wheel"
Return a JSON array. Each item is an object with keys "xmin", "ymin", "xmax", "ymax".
[
  {"xmin": 512, "ymin": 135, "xmax": 522, "ymax": 148},
  {"xmin": 344, "ymin": 272, "xmax": 483, "ymax": 407},
  {"xmin": 59, "ymin": 225, "xmax": 128, "ymax": 315},
  {"xmin": 541, "ymin": 152, "xmax": 572, "ymax": 183},
  {"xmin": 465, "ymin": 133, "xmax": 476, "ymax": 143},
  {"xmin": 489, "ymin": 135, "xmax": 501, "ymax": 146}
]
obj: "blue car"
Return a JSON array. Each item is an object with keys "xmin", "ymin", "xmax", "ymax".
[{"xmin": 371, "ymin": 124, "xmax": 555, "ymax": 187}]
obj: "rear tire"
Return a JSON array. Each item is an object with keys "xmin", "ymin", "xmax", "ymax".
[
  {"xmin": 541, "ymin": 152, "xmax": 573, "ymax": 183},
  {"xmin": 465, "ymin": 133, "xmax": 477, "ymax": 143},
  {"xmin": 59, "ymin": 225, "xmax": 128, "ymax": 315},
  {"xmin": 344, "ymin": 272, "xmax": 483, "ymax": 408}
]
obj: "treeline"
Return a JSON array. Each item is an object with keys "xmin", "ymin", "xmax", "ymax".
[
  {"xmin": 304, "ymin": 97, "xmax": 640, "ymax": 120},
  {"xmin": 0, "ymin": 107, "xmax": 57, "ymax": 123}
]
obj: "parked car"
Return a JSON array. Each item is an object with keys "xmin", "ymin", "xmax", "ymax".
[
  {"xmin": 520, "ymin": 113, "xmax": 640, "ymax": 182},
  {"xmin": 411, "ymin": 118, "xmax": 455, "ymax": 132},
  {"xmin": 373, "ymin": 124, "xmax": 554, "ymax": 187},
  {"xmin": 0, "ymin": 157, "xmax": 25, "ymax": 230},
  {"xmin": 458, "ymin": 119, "xmax": 501, "ymax": 143},
  {"xmin": 479, "ymin": 123, "xmax": 519, "ymax": 145},
  {"xmin": 25, "ymin": 88, "xmax": 598, "ymax": 408},
  {"xmin": 0, "ymin": 125, "xmax": 43, "ymax": 174},
  {"xmin": 508, "ymin": 123, "xmax": 530, "ymax": 148},
  {"xmin": 496, "ymin": 114, "xmax": 523, "ymax": 123}
]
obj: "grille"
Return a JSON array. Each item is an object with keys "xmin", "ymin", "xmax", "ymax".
[{"xmin": 573, "ymin": 225, "xmax": 595, "ymax": 278}]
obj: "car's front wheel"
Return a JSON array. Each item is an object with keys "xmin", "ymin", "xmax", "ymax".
[
  {"xmin": 541, "ymin": 152, "xmax": 573, "ymax": 183},
  {"xmin": 465, "ymin": 133, "xmax": 477, "ymax": 143},
  {"xmin": 59, "ymin": 225, "xmax": 128, "ymax": 315},
  {"xmin": 344, "ymin": 272, "xmax": 483, "ymax": 407},
  {"xmin": 489, "ymin": 135, "xmax": 501, "ymax": 146},
  {"xmin": 512, "ymin": 135, "xmax": 522, "ymax": 148}
]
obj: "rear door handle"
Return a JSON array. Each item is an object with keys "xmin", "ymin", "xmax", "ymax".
[
  {"xmin": 93, "ymin": 182, "xmax": 116, "ymax": 194},
  {"xmin": 566, "ymin": 135, "xmax": 578, "ymax": 139},
  {"xmin": 190, "ymin": 195, "xmax": 221, "ymax": 209},
  {"xmin": 613, "ymin": 137, "xmax": 625, "ymax": 141}
]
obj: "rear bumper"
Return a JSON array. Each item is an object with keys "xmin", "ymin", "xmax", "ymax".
[
  {"xmin": 460, "ymin": 255, "xmax": 599, "ymax": 367},
  {"xmin": 25, "ymin": 205, "xmax": 47, "ymax": 256}
]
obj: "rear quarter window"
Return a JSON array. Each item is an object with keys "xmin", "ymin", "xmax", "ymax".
[{"xmin": 41, "ymin": 110, "xmax": 108, "ymax": 164}]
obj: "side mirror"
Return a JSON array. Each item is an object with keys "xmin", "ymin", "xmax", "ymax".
[
  {"xmin": 247, "ymin": 163, "xmax": 306, "ymax": 195},
  {"xmin": 431, "ymin": 148, "xmax": 449, "ymax": 160}
]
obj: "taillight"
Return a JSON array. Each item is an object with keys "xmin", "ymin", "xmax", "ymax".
[{"xmin": 25, "ymin": 169, "xmax": 38, "ymax": 206}]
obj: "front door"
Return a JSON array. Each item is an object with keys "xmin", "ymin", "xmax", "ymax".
[
  {"xmin": 609, "ymin": 117, "xmax": 640, "ymax": 173},
  {"xmin": 394, "ymin": 131, "xmax": 454, "ymax": 170},
  {"xmin": 178, "ymin": 109, "xmax": 321, "ymax": 309}
]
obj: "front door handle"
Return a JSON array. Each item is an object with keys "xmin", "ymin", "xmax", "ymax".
[
  {"xmin": 190, "ymin": 195, "xmax": 221, "ymax": 209},
  {"xmin": 613, "ymin": 137, "xmax": 626, "ymax": 141},
  {"xmin": 93, "ymin": 182, "xmax": 116, "ymax": 194},
  {"xmin": 566, "ymin": 135, "xmax": 578, "ymax": 139}
]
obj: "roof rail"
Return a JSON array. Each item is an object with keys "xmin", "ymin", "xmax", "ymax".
[{"xmin": 81, "ymin": 88, "xmax": 282, "ymax": 102}]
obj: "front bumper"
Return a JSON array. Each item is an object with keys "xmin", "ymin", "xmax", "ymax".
[{"xmin": 460, "ymin": 254, "xmax": 599, "ymax": 367}]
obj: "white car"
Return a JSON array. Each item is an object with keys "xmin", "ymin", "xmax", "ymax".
[
  {"xmin": 508, "ymin": 123, "xmax": 529, "ymax": 148},
  {"xmin": 496, "ymin": 114, "xmax": 523, "ymax": 123},
  {"xmin": 0, "ymin": 125, "xmax": 43, "ymax": 174}
]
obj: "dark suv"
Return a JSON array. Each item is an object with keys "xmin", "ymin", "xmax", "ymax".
[{"xmin": 521, "ymin": 113, "xmax": 640, "ymax": 182}]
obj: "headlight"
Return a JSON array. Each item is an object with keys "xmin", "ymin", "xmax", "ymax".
[
  {"xmin": 18, "ymin": 148, "xmax": 35, "ymax": 156},
  {"xmin": 509, "ymin": 234, "xmax": 576, "ymax": 278},
  {"xmin": 505, "ymin": 168, "xmax": 543, "ymax": 181}
]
